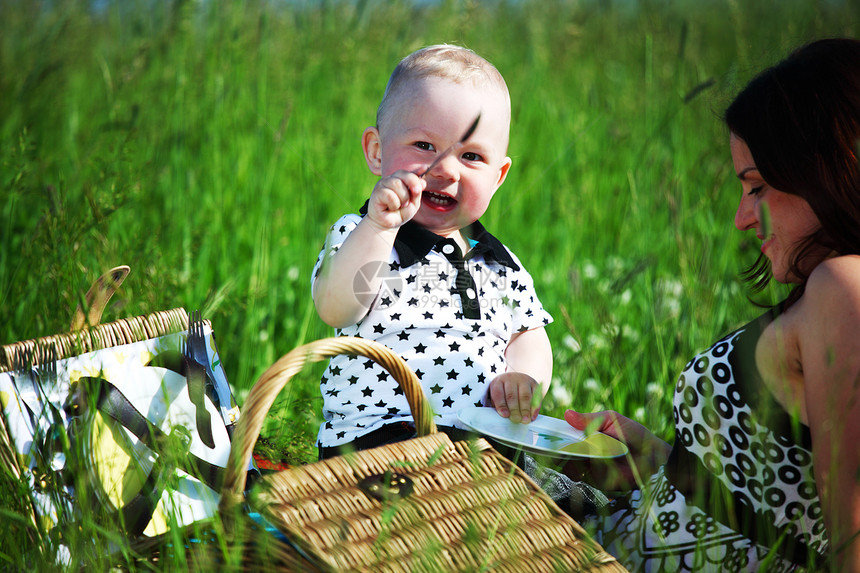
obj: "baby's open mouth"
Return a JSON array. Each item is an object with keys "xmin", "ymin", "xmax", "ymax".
[{"xmin": 423, "ymin": 191, "xmax": 456, "ymax": 207}]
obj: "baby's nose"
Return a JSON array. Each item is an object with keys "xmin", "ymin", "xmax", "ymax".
[{"xmin": 429, "ymin": 153, "xmax": 460, "ymax": 181}]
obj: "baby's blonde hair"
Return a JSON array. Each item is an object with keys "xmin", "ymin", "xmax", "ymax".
[{"xmin": 376, "ymin": 44, "xmax": 510, "ymax": 135}]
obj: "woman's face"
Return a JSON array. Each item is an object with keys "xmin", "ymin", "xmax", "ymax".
[{"xmin": 731, "ymin": 134, "xmax": 825, "ymax": 283}]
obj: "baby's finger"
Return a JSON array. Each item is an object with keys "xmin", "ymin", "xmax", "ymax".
[
  {"xmin": 514, "ymin": 383, "xmax": 533, "ymax": 424},
  {"xmin": 398, "ymin": 171, "xmax": 426, "ymax": 206},
  {"xmin": 489, "ymin": 382, "xmax": 510, "ymax": 419},
  {"xmin": 385, "ymin": 175, "xmax": 414, "ymax": 205},
  {"xmin": 503, "ymin": 383, "xmax": 524, "ymax": 424},
  {"xmin": 530, "ymin": 391, "xmax": 542, "ymax": 421},
  {"xmin": 376, "ymin": 186, "xmax": 403, "ymax": 212},
  {"xmin": 388, "ymin": 170, "xmax": 420, "ymax": 188}
]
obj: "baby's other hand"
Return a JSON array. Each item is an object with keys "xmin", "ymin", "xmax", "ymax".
[
  {"xmin": 487, "ymin": 372, "xmax": 542, "ymax": 424},
  {"xmin": 366, "ymin": 170, "xmax": 425, "ymax": 229}
]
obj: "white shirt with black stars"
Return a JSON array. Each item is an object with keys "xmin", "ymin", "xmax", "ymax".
[{"xmin": 311, "ymin": 211, "xmax": 553, "ymax": 448}]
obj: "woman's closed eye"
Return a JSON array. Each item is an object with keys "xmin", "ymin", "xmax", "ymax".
[{"xmin": 748, "ymin": 185, "xmax": 765, "ymax": 196}]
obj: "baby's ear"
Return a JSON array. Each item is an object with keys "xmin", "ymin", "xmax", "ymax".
[
  {"xmin": 362, "ymin": 127, "xmax": 383, "ymax": 176},
  {"xmin": 494, "ymin": 156, "xmax": 513, "ymax": 190}
]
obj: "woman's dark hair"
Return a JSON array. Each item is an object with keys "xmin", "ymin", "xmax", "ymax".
[{"xmin": 724, "ymin": 38, "xmax": 860, "ymax": 294}]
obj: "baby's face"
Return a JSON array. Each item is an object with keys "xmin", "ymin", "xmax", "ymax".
[{"xmin": 376, "ymin": 76, "xmax": 512, "ymax": 237}]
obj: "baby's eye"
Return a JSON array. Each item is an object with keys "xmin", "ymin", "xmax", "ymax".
[
  {"xmin": 462, "ymin": 151, "xmax": 484, "ymax": 162},
  {"xmin": 414, "ymin": 141, "xmax": 434, "ymax": 151}
]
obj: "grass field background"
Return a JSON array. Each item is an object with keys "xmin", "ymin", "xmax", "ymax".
[{"xmin": 1, "ymin": 0, "xmax": 858, "ymax": 568}]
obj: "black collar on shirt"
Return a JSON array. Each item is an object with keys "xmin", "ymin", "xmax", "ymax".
[{"xmin": 358, "ymin": 200, "xmax": 520, "ymax": 270}]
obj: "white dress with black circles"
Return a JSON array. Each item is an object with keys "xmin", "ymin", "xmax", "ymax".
[{"xmin": 590, "ymin": 307, "xmax": 829, "ymax": 572}]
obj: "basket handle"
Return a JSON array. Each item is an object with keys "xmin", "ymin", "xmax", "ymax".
[
  {"xmin": 70, "ymin": 265, "xmax": 131, "ymax": 330},
  {"xmin": 220, "ymin": 336, "xmax": 437, "ymax": 511}
]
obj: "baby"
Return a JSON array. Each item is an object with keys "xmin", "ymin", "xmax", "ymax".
[{"xmin": 312, "ymin": 44, "xmax": 553, "ymax": 459}]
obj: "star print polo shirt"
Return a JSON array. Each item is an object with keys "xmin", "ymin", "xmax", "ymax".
[{"xmin": 311, "ymin": 211, "xmax": 553, "ymax": 448}]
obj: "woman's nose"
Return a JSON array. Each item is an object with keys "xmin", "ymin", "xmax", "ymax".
[{"xmin": 734, "ymin": 193, "xmax": 756, "ymax": 231}]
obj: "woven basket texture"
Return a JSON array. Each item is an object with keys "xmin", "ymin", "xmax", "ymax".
[
  {"xmin": 0, "ymin": 308, "xmax": 188, "ymax": 373},
  {"xmin": 218, "ymin": 336, "xmax": 627, "ymax": 573},
  {"xmin": 253, "ymin": 433, "xmax": 625, "ymax": 572}
]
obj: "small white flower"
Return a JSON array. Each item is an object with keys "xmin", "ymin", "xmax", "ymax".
[
  {"xmin": 587, "ymin": 333, "xmax": 607, "ymax": 349},
  {"xmin": 665, "ymin": 298, "xmax": 681, "ymax": 317},
  {"xmin": 602, "ymin": 323, "xmax": 620, "ymax": 339},
  {"xmin": 287, "ymin": 266, "xmax": 300, "ymax": 281},
  {"xmin": 583, "ymin": 262, "xmax": 598, "ymax": 279},
  {"xmin": 661, "ymin": 278, "xmax": 683, "ymax": 297},
  {"xmin": 584, "ymin": 378, "xmax": 601, "ymax": 393},
  {"xmin": 563, "ymin": 334, "xmax": 581, "ymax": 353},
  {"xmin": 55, "ymin": 545, "xmax": 71, "ymax": 566},
  {"xmin": 551, "ymin": 383, "xmax": 572, "ymax": 404},
  {"xmin": 634, "ymin": 406, "xmax": 646, "ymax": 421},
  {"xmin": 622, "ymin": 324, "xmax": 640, "ymax": 342},
  {"xmin": 620, "ymin": 289, "xmax": 632, "ymax": 305},
  {"xmin": 259, "ymin": 329, "xmax": 269, "ymax": 342},
  {"xmin": 646, "ymin": 382, "xmax": 663, "ymax": 397}
]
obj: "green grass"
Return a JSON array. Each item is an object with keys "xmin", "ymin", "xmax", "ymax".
[{"xmin": 0, "ymin": 0, "xmax": 857, "ymax": 568}]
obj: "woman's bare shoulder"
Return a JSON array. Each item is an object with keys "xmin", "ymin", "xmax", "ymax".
[
  {"xmin": 795, "ymin": 256, "xmax": 860, "ymax": 435},
  {"xmin": 795, "ymin": 256, "xmax": 860, "ymax": 368},
  {"xmin": 805, "ymin": 255, "xmax": 860, "ymax": 301},
  {"xmin": 792, "ymin": 256, "xmax": 860, "ymax": 361}
]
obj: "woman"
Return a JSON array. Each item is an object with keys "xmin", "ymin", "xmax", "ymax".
[{"xmin": 565, "ymin": 38, "xmax": 860, "ymax": 572}]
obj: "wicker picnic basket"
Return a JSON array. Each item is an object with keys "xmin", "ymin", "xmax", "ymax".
[
  {"xmin": 0, "ymin": 267, "xmax": 246, "ymax": 567},
  {"xmin": 0, "ymin": 305, "xmax": 190, "ymax": 547},
  {"xmin": 217, "ymin": 336, "xmax": 627, "ymax": 573}
]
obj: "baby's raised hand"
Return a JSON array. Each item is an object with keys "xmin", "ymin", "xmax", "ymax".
[
  {"xmin": 487, "ymin": 372, "xmax": 542, "ymax": 424},
  {"xmin": 366, "ymin": 170, "xmax": 425, "ymax": 230}
]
